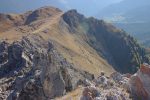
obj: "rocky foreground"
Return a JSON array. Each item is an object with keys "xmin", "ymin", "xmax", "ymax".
[
  {"xmin": 0, "ymin": 35, "xmax": 94, "ymax": 100},
  {"xmin": 80, "ymin": 63, "xmax": 150, "ymax": 100},
  {"xmin": 0, "ymin": 34, "xmax": 150, "ymax": 100}
]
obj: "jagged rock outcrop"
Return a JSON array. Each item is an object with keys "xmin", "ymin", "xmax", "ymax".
[
  {"xmin": 129, "ymin": 64, "xmax": 150, "ymax": 100},
  {"xmin": 80, "ymin": 65, "xmax": 150, "ymax": 100},
  {"xmin": 80, "ymin": 72, "xmax": 131, "ymax": 100},
  {"xmin": 62, "ymin": 10, "xmax": 85, "ymax": 32},
  {"xmin": 0, "ymin": 35, "xmax": 94, "ymax": 100}
]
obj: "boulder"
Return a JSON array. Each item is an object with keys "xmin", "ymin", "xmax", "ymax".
[
  {"xmin": 0, "ymin": 35, "xmax": 94, "ymax": 100},
  {"xmin": 80, "ymin": 86, "xmax": 100, "ymax": 100},
  {"xmin": 129, "ymin": 64, "xmax": 150, "ymax": 100},
  {"xmin": 110, "ymin": 72, "xmax": 123, "ymax": 82}
]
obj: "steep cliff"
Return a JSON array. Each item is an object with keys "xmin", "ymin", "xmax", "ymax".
[{"xmin": 62, "ymin": 10, "xmax": 149, "ymax": 73}]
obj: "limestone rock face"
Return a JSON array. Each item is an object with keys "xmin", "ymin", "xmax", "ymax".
[
  {"xmin": 0, "ymin": 35, "xmax": 93, "ymax": 100},
  {"xmin": 129, "ymin": 64, "xmax": 150, "ymax": 100}
]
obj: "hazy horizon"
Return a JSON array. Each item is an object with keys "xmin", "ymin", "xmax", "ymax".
[{"xmin": 0, "ymin": 0, "xmax": 123, "ymax": 16}]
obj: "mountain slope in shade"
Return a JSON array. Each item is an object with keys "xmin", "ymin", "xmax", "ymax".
[
  {"xmin": 62, "ymin": 10, "xmax": 149, "ymax": 73},
  {"xmin": 0, "ymin": 6, "xmax": 149, "ymax": 99},
  {"xmin": 97, "ymin": 0, "xmax": 150, "ymax": 48}
]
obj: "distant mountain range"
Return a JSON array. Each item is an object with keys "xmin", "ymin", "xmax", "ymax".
[
  {"xmin": 97, "ymin": 0, "xmax": 150, "ymax": 22},
  {"xmin": 0, "ymin": 0, "xmax": 122, "ymax": 16},
  {"xmin": 97, "ymin": 0, "xmax": 150, "ymax": 47}
]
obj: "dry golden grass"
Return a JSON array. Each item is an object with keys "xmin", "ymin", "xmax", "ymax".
[
  {"xmin": 0, "ymin": 11, "xmax": 114, "ymax": 76},
  {"xmin": 56, "ymin": 86, "xmax": 83, "ymax": 100}
]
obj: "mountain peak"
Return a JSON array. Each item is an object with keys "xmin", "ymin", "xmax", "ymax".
[
  {"xmin": 35, "ymin": 6, "xmax": 62, "ymax": 13},
  {"xmin": 25, "ymin": 6, "xmax": 62, "ymax": 24},
  {"xmin": 62, "ymin": 9, "xmax": 85, "ymax": 28}
]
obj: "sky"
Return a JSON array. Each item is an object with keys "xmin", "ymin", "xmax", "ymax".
[{"xmin": 0, "ymin": 0, "xmax": 123, "ymax": 16}]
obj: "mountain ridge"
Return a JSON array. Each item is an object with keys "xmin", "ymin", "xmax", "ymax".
[
  {"xmin": 97, "ymin": 0, "xmax": 150, "ymax": 48},
  {"xmin": 62, "ymin": 9, "xmax": 149, "ymax": 73},
  {"xmin": 0, "ymin": 6, "xmax": 149, "ymax": 99}
]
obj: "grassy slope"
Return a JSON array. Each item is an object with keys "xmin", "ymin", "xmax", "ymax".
[{"xmin": 0, "ymin": 11, "xmax": 114, "ymax": 77}]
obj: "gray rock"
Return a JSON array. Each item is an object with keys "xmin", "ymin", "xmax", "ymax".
[{"xmin": 0, "ymin": 35, "xmax": 94, "ymax": 100}]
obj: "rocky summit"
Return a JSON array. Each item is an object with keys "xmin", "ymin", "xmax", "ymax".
[{"xmin": 0, "ymin": 6, "xmax": 150, "ymax": 100}]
